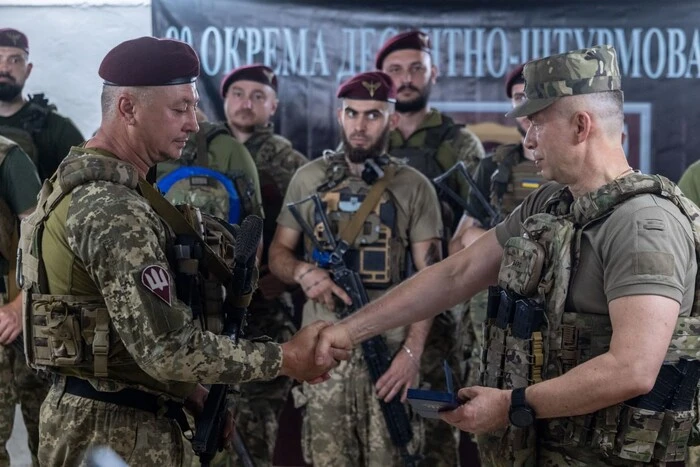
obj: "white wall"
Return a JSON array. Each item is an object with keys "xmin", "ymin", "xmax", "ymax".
[{"xmin": 1, "ymin": 0, "xmax": 152, "ymax": 137}]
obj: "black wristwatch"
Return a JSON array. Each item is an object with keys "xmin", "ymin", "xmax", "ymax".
[{"xmin": 509, "ymin": 387, "xmax": 535, "ymax": 427}]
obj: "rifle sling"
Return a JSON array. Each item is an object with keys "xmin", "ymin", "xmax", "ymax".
[
  {"xmin": 195, "ymin": 128, "xmax": 209, "ymax": 168},
  {"xmin": 338, "ymin": 165, "xmax": 396, "ymax": 246}
]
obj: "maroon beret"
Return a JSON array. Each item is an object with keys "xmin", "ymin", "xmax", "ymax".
[
  {"xmin": 220, "ymin": 64, "xmax": 278, "ymax": 97},
  {"xmin": 337, "ymin": 71, "xmax": 396, "ymax": 102},
  {"xmin": 505, "ymin": 63, "xmax": 526, "ymax": 98},
  {"xmin": 99, "ymin": 36, "xmax": 199, "ymax": 86},
  {"xmin": 0, "ymin": 28, "xmax": 28, "ymax": 53},
  {"xmin": 375, "ymin": 30, "xmax": 431, "ymax": 69}
]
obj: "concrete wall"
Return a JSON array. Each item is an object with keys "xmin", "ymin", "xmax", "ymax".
[{"xmin": 2, "ymin": 0, "xmax": 152, "ymax": 137}]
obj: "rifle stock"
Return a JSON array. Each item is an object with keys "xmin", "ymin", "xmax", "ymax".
[{"xmin": 433, "ymin": 161, "xmax": 501, "ymax": 228}]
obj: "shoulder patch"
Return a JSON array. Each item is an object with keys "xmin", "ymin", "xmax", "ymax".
[{"xmin": 141, "ymin": 265, "xmax": 172, "ymax": 306}]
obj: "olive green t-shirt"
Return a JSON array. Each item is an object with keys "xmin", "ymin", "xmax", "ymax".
[
  {"xmin": 277, "ymin": 156, "xmax": 443, "ymax": 339},
  {"xmin": 0, "ymin": 145, "xmax": 41, "ymax": 215},
  {"xmin": 0, "ymin": 102, "xmax": 84, "ymax": 181},
  {"xmin": 494, "ymin": 181, "xmax": 696, "ymax": 316}
]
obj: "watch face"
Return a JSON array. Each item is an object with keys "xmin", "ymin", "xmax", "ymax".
[{"xmin": 509, "ymin": 407, "xmax": 535, "ymax": 427}]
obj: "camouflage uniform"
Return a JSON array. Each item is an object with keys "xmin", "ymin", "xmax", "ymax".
[
  {"xmin": 19, "ymin": 148, "xmax": 283, "ymax": 467},
  {"xmin": 277, "ymin": 153, "xmax": 442, "ymax": 467},
  {"xmin": 389, "ymin": 109, "xmax": 485, "ymax": 467},
  {"xmin": 0, "ymin": 136, "xmax": 43, "ymax": 467},
  {"xmin": 228, "ymin": 123, "xmax": 307, "ymax": 465},
  {"xmin": 0, "ymin": 94, "xmax": 84, "ymax": 181},
  {"xmin": 478, "ymin": 46, "xmax": 700, "ymax": 466}
]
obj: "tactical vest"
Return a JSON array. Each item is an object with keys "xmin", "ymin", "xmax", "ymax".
[
  {"xmin": 490, "ymin": 143, "xmax": 545, "ymax": 217},
  {"xmin": 309, "ymin": 153, "xmax": 405, "ymax": 289},
  {"xmin": 157, "ymin": 121, "xmax": 251, "ymax": 224},
  {"xmin": 19, "ymin": 151, "xmax": 235, "ymax": 393},
  {"xmin": 481, "ymin": 173, "xmax": 700, "ymax": 464},
  {"xmin": 389, "ymin": 113, "xmax": 458, "ymax": 180},
  {"xmin": 0, "ymin": 93, "xmax": 55, "ymax": 167}
]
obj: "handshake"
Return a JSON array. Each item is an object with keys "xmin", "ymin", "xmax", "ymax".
[{"xmin": 278, "ymin": 320, "xmax": 356, "ymax": 383}]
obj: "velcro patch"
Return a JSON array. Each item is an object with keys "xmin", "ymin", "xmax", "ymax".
[
  {"xmin": 635, "ymin": 251, "xmax": 674, "ymax": 276},
  {"xmin": 141, "ymin": 265, "xmax": 172, "ymax": 306}
]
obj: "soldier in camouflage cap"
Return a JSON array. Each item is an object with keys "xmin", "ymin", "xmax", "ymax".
[
  {"xmin": 17, "ymin": 36, "xmax": 347, "ymax": 467},
  {"xmin": 316, "ymin": 45, "xmax": 700, "ymax": 466},
  {"xmin": 507, "ymin": 44, "xmax": 621, "ymax": 118}
]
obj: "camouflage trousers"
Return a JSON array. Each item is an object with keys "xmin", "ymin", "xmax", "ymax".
[
  {"xmin": 457, "ymin": 289, "xmax": 488, "ymax": 388},
  {"xmin": 419, "ymin": 311, "xmax": 461, "ymax": 467},
  {"xmin": 0, "ymin": 344, "xmax": 48, "ymax": 467},
  {"xmin": 293, "ymin": 349, "xmax": 423, "ymax": 467},
  {"xmin": 39, "ymin": 380, "xmax": 187, "ymax": 467}
]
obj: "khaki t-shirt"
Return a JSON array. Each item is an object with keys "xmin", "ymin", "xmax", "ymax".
[
  {"xmin": 495, "ymin": 181, "xmax": 696, "ymax": 316},
  {"xmin": 277, "ymin": 156, "xmax": 443, "ymax": 340}
]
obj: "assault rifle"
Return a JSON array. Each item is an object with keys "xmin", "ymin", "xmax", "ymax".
[
  {"xmin": 192, "ymin": 215, "xmax": 263, "ymax": 467},
  {"xmin": 433, "ymin": 161, "xmax": 502, "ymax": 228},
  {"xmin": 287, "ymin": 194, "xmax": 419, "ymax": 467}
]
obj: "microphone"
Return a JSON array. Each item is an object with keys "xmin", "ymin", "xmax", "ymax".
[{"xmin": 227, "ymin": 215, "xmax": 263, "ymax": 341}]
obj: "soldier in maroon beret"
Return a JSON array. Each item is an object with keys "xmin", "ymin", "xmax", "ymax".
[
  {"xmin": 24, "ymin": 36, "xmax": 349, "ymax": 467},
  {"xmin": 377, "ymin": 30, "xmax": 486, "ymax": 467},
  {"xmin": 219, "ymin": 63, "xmax": 309, "ymax": 467},
  {"xmin": 269, "ymin": 71, "xmax": 442, "ymax": 465},
  {"xmin": 0, "ymin": 27, "xmax": 84, "ymax": 180}
]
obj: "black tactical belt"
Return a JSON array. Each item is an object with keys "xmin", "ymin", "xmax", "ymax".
[{"xmin": 63, "ymin": 376, "xmax": 190, "ymax": 431}]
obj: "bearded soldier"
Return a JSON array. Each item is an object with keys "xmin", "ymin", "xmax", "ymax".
[{"xmin": 269, "ymin": 71, "xmax": 442, "ymax": 466}]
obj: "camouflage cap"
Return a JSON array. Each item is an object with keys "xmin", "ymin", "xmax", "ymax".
[
  {"xmin": 0, "ymin": 28, "xmax": 28, "ymax": 53},
  {"xmin": 507, "ymin": 45, "xmax": 621, "ymax": 118}
]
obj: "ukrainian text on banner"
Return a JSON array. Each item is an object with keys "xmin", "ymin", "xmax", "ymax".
[{"xmin": 153, "ymin": 0, "xmax": 700, "ymax": 179}]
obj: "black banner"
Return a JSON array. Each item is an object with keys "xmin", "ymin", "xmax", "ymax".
[{"xmin": 153, "ymin": 0, "xmax": 700, "ymax": 180}]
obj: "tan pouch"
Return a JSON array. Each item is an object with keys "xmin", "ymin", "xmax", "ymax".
[
  {"xmin": 32, "ymin": 299, "xmax": 84, "ymax": 366},
  {"xmin": 653, "ymin": 409, "xmax": 694, "ymax": 462},
  {"xmin": 502, "ymin": 331, "xmax": 532, "ymax": 389},
  {"xmin": 498, "ymin": 237, "xmax": 545, "ymax": 297},
  {"xmin": 614, "ymin": 404, "xmax": 664, "ymax": 462}
]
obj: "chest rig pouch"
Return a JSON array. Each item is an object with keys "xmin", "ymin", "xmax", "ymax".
[
  {"xmin": 19, "ymin": 150, "xmax": 140, "ymax": 378},
  {"xmin": 481, "ymin": 174, "xmax": 700, "ymax": 465},
  {"xmin": 310, "ymin": 156, "xmax": 405, "ymax": 289}
]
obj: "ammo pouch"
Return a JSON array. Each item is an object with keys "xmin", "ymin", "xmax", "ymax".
[
  {"xmin": 545, "ymin": 403, "xmax": 694, "ymax": 463},
  {"xmin": 25, "ymin": 294, "xmax": 122, "ymax": 378},
  {"xmin": 497, "ymin": 236, "xmax": 545, "ymax": 297}
]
